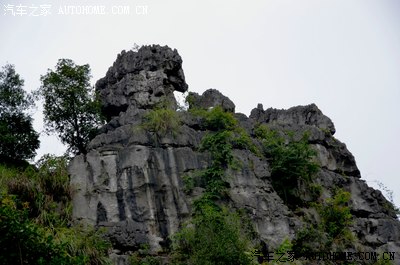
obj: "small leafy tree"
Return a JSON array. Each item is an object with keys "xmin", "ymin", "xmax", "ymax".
[
  {"xmin": 320, "ymin": 189, "xmax": 353, "ymax": 240},
  {"xmin": 0, "ymin": 64, "xmax": 39, "ymax": 163},
  {"xmin": 39, "ymin": 59, "xmax": 104, "ymax": 155},
  {"xmin": 255, "ymin": 124, "xmax": 319, "ymax": 207}
]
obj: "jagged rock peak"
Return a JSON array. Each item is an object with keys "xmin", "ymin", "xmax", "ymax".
[
  {"xmin": 250, "ymin": 103, "xmax": 336, "ymax": 135},
  {"xmin": 188, "ymin": 89, "xmax": 235, "ymax": 112},
  {"xmin": 96, "ymin": 45, "xmax": 188, "ymax": 120}
]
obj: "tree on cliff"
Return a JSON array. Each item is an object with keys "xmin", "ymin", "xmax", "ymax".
[
  {"xmin": 0, "ymin": 64, "xmax": 39, "ymax": 164},
  {"xmin": 38, "ymin": 59, "xmax": 104, "ymax": 155}
]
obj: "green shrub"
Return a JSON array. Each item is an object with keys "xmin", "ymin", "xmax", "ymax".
[
  {"xmin": 320, "ymin": 189, "xmax": 353, "ymax": 240},
  {"xmin": 0, "ymin": 194, "xmax": 84, "ymax": 265},
  {"xmin": 203, "ymin": 106, "xmax": 237, "ymax": 131},
  {"xmin": 142, "ymin": 108, "xmax": 181, "ymax": 141},
  {"xmin": 372, "ymin": 258, "xmax": 394, "ymax": 265},
  {"xmin": 129, "ymin": 253, "xmax": 160, "ymax": 265},
  {"xmin": 292, "ymin": 189, "xmax": 354, "ymax": 255},
  {"xmin": 54, "ymin": 225, "xmax": 112, "ymax": 265},
  {"xmin": 195, "ymin": 108, "xmax": 239, "ymax": 200},
  {"xmin": 36, "ymin": 155, "xmax": 71, "ymax": 201},
  {"xmin": 275, "ymin": 238, "xmax": 292, "ymax": 254},
  {"xmin": 182, "ymin": 174, "xmax": 195, "ymax": 194},
  {"xmin": 292, "ymin": 224, "xmax": 328, "ymax": 255},
  {"xmin": 200, "ymin": 131, "xmax": 234, "ymax": 169},
  {"xmin": 196, "ymin": 107, "xmax": 259, "ymax": 198},
  {"xmin": 254, "ymin": 124, "xmax": 319, "ymax": 207},
  {"xmin": 129, "ymin": 244, "xmax": 161, "ymax": 265},
  {"xmin": 172, "ymin": 206, "xmax": 253, "ymax": 265},
  {"xmin": 2, "ymin": 155, "xmax": 72, "ymax": 227},
  {"xmin": 188, "ymin": 105, "xmax": 237, "ymax": 132},
  {"xmin": 232, "ymin": 127, "xmax": 261, "ymax": 156}
]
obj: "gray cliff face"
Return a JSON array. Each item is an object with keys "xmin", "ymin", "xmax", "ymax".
[{"xmin": 69, "ymin": 45, "xmax": 400, "ymax": 263}]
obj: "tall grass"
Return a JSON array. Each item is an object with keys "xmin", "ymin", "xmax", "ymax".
[{"xmin": 0, "ymin": 155, "xmax": 112, "ymax": 264}]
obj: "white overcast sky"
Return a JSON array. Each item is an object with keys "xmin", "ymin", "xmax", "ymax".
[{"xmin": 1, "ymin": 0, "xmax": 399, "ymax": 206}]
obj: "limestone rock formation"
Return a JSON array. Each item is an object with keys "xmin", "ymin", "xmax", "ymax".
[
  {"xmin": 188, "ymin": 89, "xmax": 235, "ymax": 112},
  {"xmin": 96, "ymin": 45, "xmax": 188, "ymax": 120},
  {"xmin": 69, "ymin": 45, "xmax": 400, "ymax": 264}
]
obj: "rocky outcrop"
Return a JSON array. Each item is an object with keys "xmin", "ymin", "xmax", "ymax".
[
  {"xmin": 188, "ymin": 89, "xmax": 235, "ymax": 112},
  {"xmin": 69, "ymin": 45, "xmax": 400, "ymax": 264},
  {"xmin": 96, "ymin": 45, "xmax": 188, "ymax": 120},
  {"xmin": 250, "ymin": 104, "xmax": 360, "ymax": 177}
]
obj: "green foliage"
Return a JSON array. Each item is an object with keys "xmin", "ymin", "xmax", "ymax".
[
  {"xmin": 0, "ymin": 156, "xmax": 111, "ymax": 264},
  {"xmin": 232, "ymin": 127, "xmax": 260, "ymax": 156},
  {"xmin": 36, "ymin": 155, "xmax": 71, "ymax": 203},
  {"xmin": 0, "ymin": 64, "xmax": 34, "ymax": 114},
  {"xmin": 275, "ymin": 238, "xmax": 292, "ymax": 255},
  {"xmin": 372, "ymin": 258, "xmax": 395, "ymax": 265},
  {"xmin": 200, "ymin": 131, "xmax": 234, "ymax": 169},
  {"xmin": 129, "ymin": 244, "xmax": 161, "ymax": 265},
  {"xmin": 1, "ymin": 155, "xmax": 72, "ymax": 226},
  {"xmin": 172, "ymin": 206, "xmax": 253, "ymax": 265},
  {"xmin": 182, "ymin": 174, "xmax": 195, "ymax": 194},
  {"xmin": 292, "ymin": 189, "xmax": 353, "ymax": 255},
  {"xmin": 129, "ymin": 253, "xmax": 160, "ymax": 265},
  {"xmin": 186, "ymin": 107, "xmax": 240, "ymax": 201},
  {"xmin": 191, "ymin": 106, "xmax": 258, "ymax": 155},
  {"xmin": 0, "ymin": 113, "xmax": 40, "ymax": 163},
  {"xmin": 292, "ymin": 224, "xmax": 327, "ymax": 255},
  {"xmin": 142, "ymin": 107, "xmax": 181, "ymax": 141},
  {"xmin": 194, "ymin": 108, "xmax": 249, "ymax": 200},
  {"xmin": 182, "ymin": 170, "xmax": 209, "ymax": 195},
  {"xmin": 173, "ymin": 106, "xmax": 256, "ymax": 264},
  {"xmin": 38, "ymin": 59, "xmax": 104, "ymax": 155},
  {"xmin": 0, "ymin": 64, "xmax": 39, "ymax": 162},
  {"xmin": 308, "ymin": 183, "xmax": 323, "ymax": 202},
  {"xmin": 188, "ymin": 105, "xmax": 237, "ymax": 131},
  {"xmin": 255, "ymin": 124, "xmax": 319, "ymax": 207},
  {"xmin": 203, "ymin": 106, "xmax": 237, "ymax": 131},
  {"xmin": 0, "ymin": 194, "xmax": 84, "ymax": 265},
  {"xmin": 320, "ymin": 189, "xmax": 353, "ymax": 240},
  {"xmin": 54, "ymin": 225, "xmax": 112, "ymax": 265},
  {"xmin": 267, "ymin": 238, "xmax": 294, "ymax": 263}
]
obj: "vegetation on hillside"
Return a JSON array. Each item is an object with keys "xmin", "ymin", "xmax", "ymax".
[
  {"xmin": 254, "ymin": 124, "xmax": 320, "ymax": 207},
  {"xmin": 0, "ymin": 62, "xmax": 110, "ymax": 264},
  {"xmin": 0, "ymin": 156, "xmax": 111, "ymax": 264},
  {"xmin": 172, "ymin": 106, "xmax": 255, "ymax": 265}
]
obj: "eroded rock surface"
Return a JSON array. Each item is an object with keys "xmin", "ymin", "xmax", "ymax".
[
  {"xmin": 96, "ymin": 45, "xmax": 188, "ymax": 120},
  {"xmin": 69, "ymin": 45, "xmax": 400, "ymax": 264}
]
